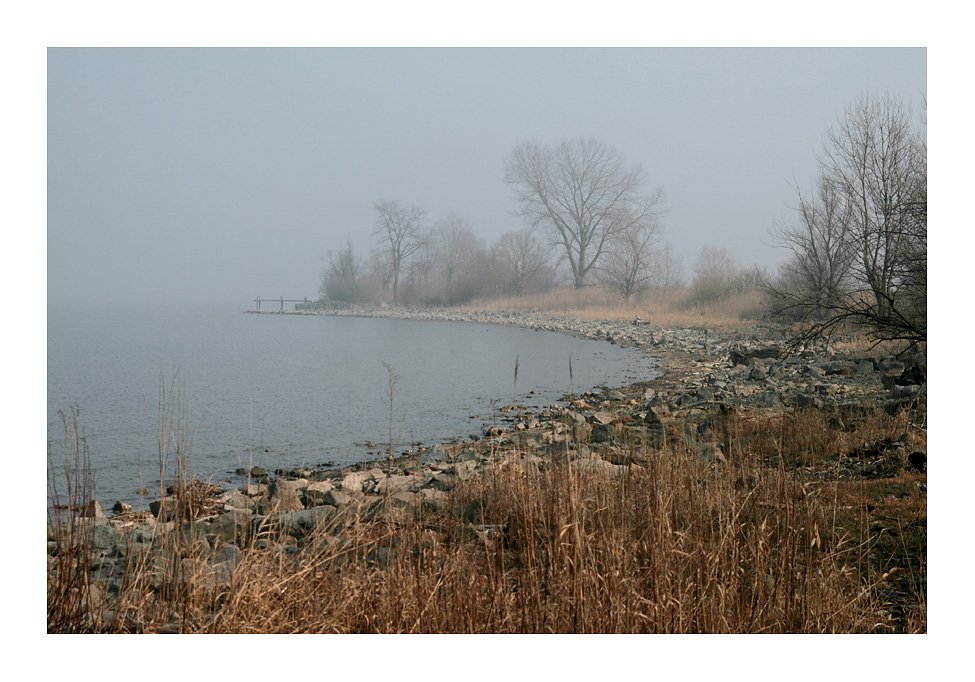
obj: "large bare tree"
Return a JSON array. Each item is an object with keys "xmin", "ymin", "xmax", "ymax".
[
  {"xmin": 372, "ymin": 199, "xmax": 429, "ymax": 304},
  {"xmin": 819, "ymin": 93, "xmax": 925, "ymax": 323},
  {"xmin": 770, "ymin": 93, "xmax": 926, "ymax": 344},
  {"xmin": 504, "ymin": 138, "xmax": 664, "ymax": 289}
]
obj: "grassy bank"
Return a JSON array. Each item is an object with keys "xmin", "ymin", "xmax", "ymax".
[
  {"xmin": 47, "ymin": 354, "xmax": 926, "ymax": 634},
  {"xmin": 463, "ymin": 285, "xmax": 769, "ymax": 327},
  {"xmin": 213, "ymin": 406, "xmax": 924, "ymax": 633}
]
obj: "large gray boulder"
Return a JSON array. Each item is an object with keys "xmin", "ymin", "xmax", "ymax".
[
  {"xmin": 219, "ymin": 488, "xmax": 254, "ymax": 511},
  {"xmin": 341, "ymin": 468, "xmax": 384, "ymax": 493},
  {"xmin": 303, "ymin": 480, "xmax": 336, "ymax": 507},
  {"xmin": 419, "ymin": 446, "xmax": 449, "ymax": 466},
  {"xmin": 271, "ymin": 507, "xmax": 339, "ymax": 537},
  {"xmin": 368, "ymin": 475, "xmax": 418, "ymax": 495},
  {"xmin": 255, "ymin": 478, "xmax": 305, "ymax": 514},
  {"xmin": 205, "ymin": 509, "xmax": 254, "ymax": 546},
  {"xmin": 322, "ymin": 488, "xmax": 356, "ymax": 508},
  {"xmin": 590, "ymin": 422, "xmax": 619, "ymax": 443},
  {"xmin": 80, "ymin": 499, "xmax": 107, "ymax": 519}
]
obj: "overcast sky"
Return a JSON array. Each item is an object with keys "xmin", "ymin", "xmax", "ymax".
[{"xmin": 47, "ymin": 47, "xmax": 926, "ymax": 305}]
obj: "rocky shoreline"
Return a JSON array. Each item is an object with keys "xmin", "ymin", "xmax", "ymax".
[
  {"xmin": 51, "ymin": 307, "xmax": 927, "ymax": 627},
  {"xmin": 251, "ymin": 305, "xmax": 925, "ymax": 412}
]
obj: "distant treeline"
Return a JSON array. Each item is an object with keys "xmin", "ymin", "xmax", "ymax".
[{"xmin": 321, "ymin": 97, "xmax": 927, "ymax": 347}]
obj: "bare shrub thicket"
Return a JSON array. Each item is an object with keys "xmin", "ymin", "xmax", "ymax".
[
  {"xmin": 491, "ymin": 228, "xmax": 557, "ymax": 296},
  {"xmin": 321, "ymin": 238, "xmax": 366, "ymax": 304},
  {"xmin": 434, "ymin": 213, "xmax": 488, "ymax": 304},
  {"xmin": 689, "ymin": 246, "xmax": 769, "ymax": 308}
]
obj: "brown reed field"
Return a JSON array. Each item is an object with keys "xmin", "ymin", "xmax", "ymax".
[
  {"xmin": 464, "ymin": 285, "xmax": 770, "ymax": 327},
  {"xmin": 47, "ymin": 390, "xmax": 926, "ymax": 634}
]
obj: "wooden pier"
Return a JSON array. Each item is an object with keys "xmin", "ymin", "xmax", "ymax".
[{"xmin": 253, "ymin": 296, "xmax": 311, "ymax": 311}]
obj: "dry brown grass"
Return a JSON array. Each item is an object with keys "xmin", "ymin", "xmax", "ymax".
[
  {"xmin": 49, "ymin": 403, "xmax": 925, "ymax": 634},
  {"xmin": 464, "ymin": 285, "xmax": 768, "ymax": 328},
  {"xmin": 47, "ymin": 408, "xmax": 99, "ymax": 632}
]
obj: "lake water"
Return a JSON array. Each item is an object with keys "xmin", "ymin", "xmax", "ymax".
[{"xmin": 47, "ymin": 303, "xmax": 659, "ymax": 511}]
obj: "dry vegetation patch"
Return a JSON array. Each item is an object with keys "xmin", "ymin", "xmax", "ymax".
[
  {"xmin": 49, "ymin": 399, "xmax": 925, "ymax": 633},
  {"xmin": 465, "ymin": 285, "xmax": 767, "ymax": 328}
]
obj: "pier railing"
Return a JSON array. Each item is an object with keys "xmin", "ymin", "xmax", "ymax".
[{"xmin": 253, "ymin": 296, "xmax": 311, "ymax": 311}]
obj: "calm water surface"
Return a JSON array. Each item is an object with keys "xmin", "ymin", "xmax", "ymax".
[{"xmin": 47, "ymin": 303, "xmax": 659, "ymax": 510}]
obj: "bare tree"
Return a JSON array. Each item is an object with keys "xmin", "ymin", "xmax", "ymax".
[
  {"xmin": 894, "ymin": 176, "xmax": 926, "ymax": 338},
  {"xmin": 321, "ymin": 238, "xmax": 363, "ymax": 304},
  {"xmin": 504, "ymin": 137, "xmax": 665, "ymax": 288},
  {"xmin": 492, "ymin": 229, "xmax": 555, "ymax": 296},
  {"xmin": 735, "ymin": 264, "xmax": 770, "ymax": 294},
  {"xmin": 648, "ymin": 242, "xmax": 685, "ymax": 289},
  {"xmin": 372, "ymin": 199, "xmax": 429, "ymax": 304},
  {"xmin": 691, "ymin": 245, "xmax": 738, "ymax": 304},
  {"xmin": 406, "ymin": 238, "xmax": 437, "ymax": 296},
  {"xmin": 599, "ymin": 221, "xmax": 662, "ymax": 302},
  {"xmin": 434, "ymin": 213, "xmax": 483, "ymax": 300},
  {"xmin": 368, "ymin": 249, "xmax": 393, "ymax": 297},
  {"xmin": 769, "ymin": 93, "xmax": 926, "ymax": 344},
  {"xmin": 819, "ymin": 92, "xmax": 925, "ymax": 323},
  {"xmin": 769, "ymin": 174, "xmax": 855, "ymax": 318}
]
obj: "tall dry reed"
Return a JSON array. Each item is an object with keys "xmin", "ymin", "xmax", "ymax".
[
  {"xmin": 47, "ymin": 407, "xmax": 98, "ymax": 632},
  {"xmin": 204, "ymin": 423, "xmax": 892, "ymax": 633},
  {"xmin": 49, "ymin": 371, "xmax": 923, "ymax": 633}
]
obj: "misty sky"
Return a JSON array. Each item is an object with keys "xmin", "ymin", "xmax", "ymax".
[{"xmin": 47, "ymin": 47, "xmax": 926, "ymax": 305}]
